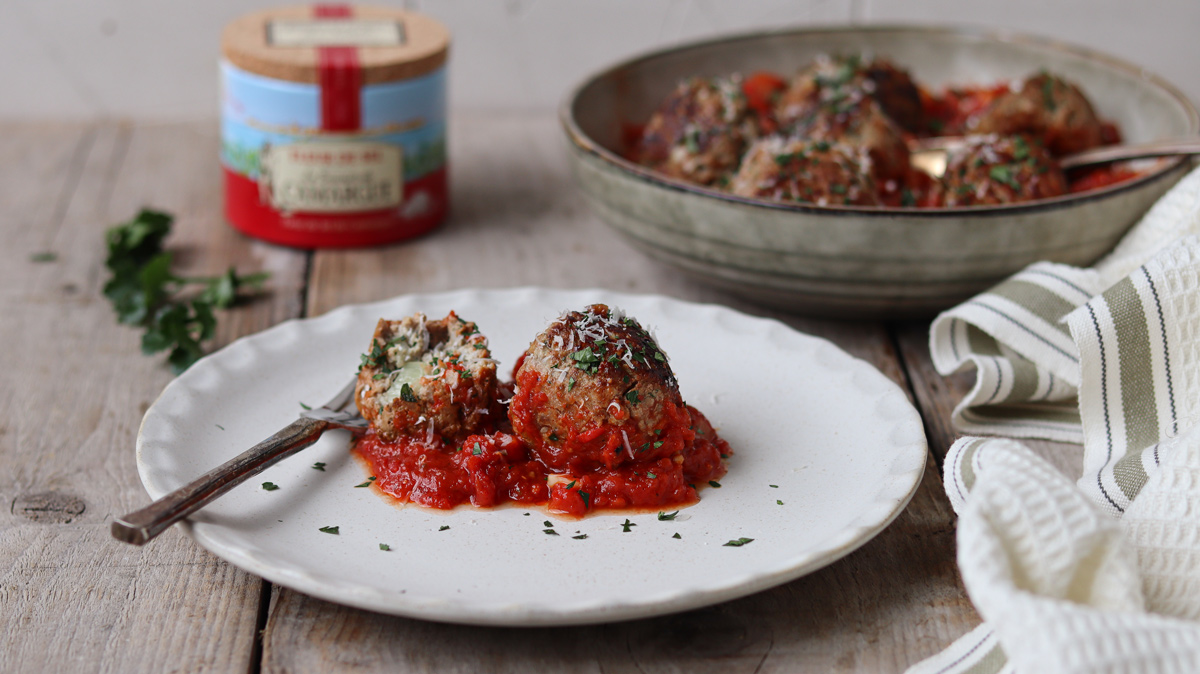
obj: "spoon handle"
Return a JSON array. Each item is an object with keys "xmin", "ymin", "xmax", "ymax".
[
  {"xmin": 1060, "ymin": 138, "xmax": 1200, "ymax": 170},
  {"xmin": 111, "ymin": 417, "xmax": 328, "ymax": 545}
]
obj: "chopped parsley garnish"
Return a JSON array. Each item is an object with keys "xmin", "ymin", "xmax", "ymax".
[
  {"xmin": 568, "ymin": 378, "xmax": 576, "ymax": 391},
  {"xmin": 621, "ymin": 519, "xmax": 636, "ymax": 532},
  {"xmin": 439, "ymin": 525, "xmax": 450, "ymax": 531},
  {"xmin": 625, "ymin": 390, "xmax": 641, "ymax": 404},
  {"xmin": 215, "ymin": 424, "xmax": 225, "ymax": 431},
  {"xmin": 261, "ymin": 482, "xmax": 279, "ymax": 491},
  {"xmin": 549, "ymin": 433, "xmax": 559, "ymax": 443},
  {"xmin": 29, "ymin": 251, "xmax": 57, "ymax": 263},
  {"xmin": 399, "ymin": 383, "xmax": 418, "ymax": 403},
  {"xmin": 1041, "ymin": 76, "xmax": 1058, "ymax": 111},
  {"xmin": 657, "ymin": 510, "xmax": 679, "ymax": 521},
  {"xmin": 813, "ymin": 140, "xmax": 831, "ymax": 152},
  {"xmin": 472, "ymin": 442, "xmax": 482, "ymax": 456},
  {"xmin": 298, "ymin": 401, "xmax": 312, "ymax": 410},
  {"xmin": 544, "ymin": 529, "xmax": 559, "ymax": 536},
  {"xmin": 777, "ymin": 500, "xmax": 784, "ymax": 505},
  {"xmin": 572, "ymin": 534, "xmax": 588, "ymax": 540},
  {"xmin": 723, "ymin": 537, "xmax": 754, "ymax": 547},
  {"xmin": 769, "ymin": 484, "xmax": 778, "ymax": 488},
  {"xmin": 571, "ymin": 346, "xmax": 601, "ymax": 373},
  {"xmin": 708, "ymin": 480, "xmax": 722, "ymax": 488},
  {"xmin": 672, "ymin": 533, "xmax": 682, "ymax": 539},
  {"xmin": 565, "ymin": 480, "xmax": 575, "ymax": 489},
  {"xmin": 1012, "ymin": 135, "xmax": 1031, "ymax": 161},
  {"xmin": 319, "ymin": 525, "xmax": 339, "ymax": 535},
  {"xmin": 313, "ymin": 462, "xmax": 326, "ymax": 471},
  {"xmin": 579, "ymin": 490, "xmax": 590, "ymax": 508},
  {"xmin": 654, "ymin": 351, "xmax": 665, "ymax": 362},
  {"xmin": 830, "ymin": 184, "xmax": 847, "ymax": 195},
  {"xmin": 355, "ymin": 477, "xmax": 376, "ymax": 488},
  {"xmin": 989, "ymin": 165, "xmax": 1020, "ymax": 189},
  {"xmin": 646, "ymin": 472, "xmax": 657, "ymax": 479},
  {"xmin": 379, "ymin": 543, "xmax": 391, "ymax": 551},
  {"xmin": 653, "ymin": 440, "xmax": 663, "ymax": 448},
  {"xmin": 683, "ymin": 129, "xmax": 702, "ymax": 154}
]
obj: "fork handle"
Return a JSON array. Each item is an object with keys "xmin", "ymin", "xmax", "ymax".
[{"xmin": 112, "ymin": 417, "xmax": 329, "ymax": 545}]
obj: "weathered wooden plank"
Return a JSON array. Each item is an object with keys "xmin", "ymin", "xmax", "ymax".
[
  {"xmin": 262, "ymin": 111, "xmax": 976, "ymax": 673},
  {"xmin": 894, "ymin": 321, "xmax": 1085, "ymax": 477},
  {"xmin": 0, "ymin": 121, "xmax": 306, "ymax": 674}
]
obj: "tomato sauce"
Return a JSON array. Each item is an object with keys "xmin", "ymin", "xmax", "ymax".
[{"xmin": 353, "ymin": 406, "xmax": 729, "ymax": 517}]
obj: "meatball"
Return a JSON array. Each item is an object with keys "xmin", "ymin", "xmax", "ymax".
[
  {"xmin": 790, "ymin": 96, "xmax": 912, "ymax": 182},
  {"xmin": 971, "ymin": 72, "xmax": 1104, "ymax": 156},
  {"xmin": 356, "ymin": 312, "xmax": 499, "ymax": 442},
  {"xmin": 632, "ymin": 76, "xmax": 757, "ymax": 186},
  {"xmin": 934, "ymin": 134, "xmax": 1068, "ymax": 207},
  {"xmin": 508, "ymin": 305, "xmax": 695, "ymax": 474},
  {"xmin": 776, "ymin": 55, "xmax": 925, "ymax": 134},
  {"xmin": 730, "ymin": 136, "xmax": 880, "ymax": 206}
]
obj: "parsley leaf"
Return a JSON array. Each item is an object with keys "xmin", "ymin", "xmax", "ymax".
[
  {"xmin": 621, "ymin": 519, "xmax": 636, "ymax": 533},
  {"xmin": 657, "ymin": 511, "xmax": 679, "ymax": 521},
  {"xmin": 572, "ymin": 534, "xmax": 588, "ymax": 540},
  {"xmin": 319, "ymin": 525, "xmax": 339, "ymax": 535},
  {"xmin": 439, "ymin": 525, "xmax": 450, "ymax": 531},
  {"xmin": 261, "ymin": 482, "xmax": 279, "ymax": 491},
  {"xmin": 399, "ymin": 383, "xmax": 418, "ymax": 403},
  {"xmin": 379, "ymin": 543, "xmax": 391, "ymax": 551},
  {"xmin": 103, "ymin": 209, "xmax": 269, "ymax": 373},
  {"xmin": 355, "ymin": 477, "xmax": 376, "ymax": 488},
  {"xmin": 723, "ymin": 537, "xmax": 754, "ymax": 547},
  {"xmin": 312, "ymin": 462, "xmax": 326, "ymax": 471}
]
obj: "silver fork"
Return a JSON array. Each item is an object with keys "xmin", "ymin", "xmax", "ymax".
[{"xmin": 112, "ymin": 377, "xmax": 368, "ymax": 545}]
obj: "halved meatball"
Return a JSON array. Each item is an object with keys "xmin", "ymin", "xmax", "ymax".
[
  {"xmin": 356, "ymin": 312, "xmax": 498, "ymax": 442},
  {"xmin": 508, "ymin": 305, "xmax": 694, "ymax": 474},
  {"xmin": 970, "ymin": 72, "xmax": 1104, "ymax": 156},
  {"xmin": 632, "ymin": 76, "xmax": 757, "ymax": 186},
  {"xmin": 730, "ymin": 136, "xmax": 879, "ymax": 206},
  {"xmin": 934, "ymin": 134, "xmax": 1068, "ymax": 207}
]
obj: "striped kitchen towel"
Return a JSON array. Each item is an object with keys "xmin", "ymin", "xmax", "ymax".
[{"xmin": 909, "ymin": 166, "xmax": 1200, "ymax": 674}]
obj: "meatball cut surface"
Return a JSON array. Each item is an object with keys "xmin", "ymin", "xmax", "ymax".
[
  {"xmin": 356, "ymin": 312, "xmax": 498, "ymax": 442},
  {"xmin": 509, "ymin": 305, "xmax": 694, "ymax": 474},
  {"xmin": 934, "ymin": 134, "xmax": 1068, "ymax": 207},
  {"xmin": 731, "ymin": 136, "xmax": 879, "ymax": 206},
  {"xmin": 632, "ymin": 76, "xmax": 757, "ymax": 186},
  {"xmin": 971, "ymin": 72, "xmax": 1104, "ymax": 156}
]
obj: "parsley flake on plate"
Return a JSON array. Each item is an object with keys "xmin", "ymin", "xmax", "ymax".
[
  {"xmin": 723, "ymin": 537, "xmax": 754, "ymax": 547},
  {"xmin": 261, "ymin": 482, "xmax": 279, "ymax": 491},
  {"xmin": 379, "ymin": 543, "xmax": 391, "ymax": 551},
  {"xmin": 319, "ymin": 526, "xmax": 339, "ymax": 535}
]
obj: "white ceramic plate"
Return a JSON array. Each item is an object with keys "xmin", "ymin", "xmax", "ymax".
[{"xmin": 137, "ymin": 288, "xmax": 927, "ymax": 625}]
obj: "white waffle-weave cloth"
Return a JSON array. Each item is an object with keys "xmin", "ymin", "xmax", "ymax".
[{"xmin": 908, "ymin": 166, "xmax": 1200, "ymax": 674}]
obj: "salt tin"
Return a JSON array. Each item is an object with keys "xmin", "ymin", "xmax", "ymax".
[{"xmin": 221, "ymin": 5, "xmax": 449, "ymax": 248}]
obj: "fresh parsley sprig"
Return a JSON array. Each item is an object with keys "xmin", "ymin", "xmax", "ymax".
[{"xmin": 103, "ymin": 209, "xmax": 269, "ymax": 373}]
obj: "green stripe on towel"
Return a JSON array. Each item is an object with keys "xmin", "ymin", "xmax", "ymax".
[{"xmin": 989, "ymin": 279, "xmax": 1076, "ymax": 336}]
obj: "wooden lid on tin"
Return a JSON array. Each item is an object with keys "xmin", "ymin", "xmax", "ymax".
[{"xmin": 221, "ymin": 5, "xmax": 449, "ymax": 85}]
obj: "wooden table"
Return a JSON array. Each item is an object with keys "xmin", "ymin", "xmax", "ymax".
[{"xmin": 0, "ymin": 115, "xmax": 1081, "ymax": 673}]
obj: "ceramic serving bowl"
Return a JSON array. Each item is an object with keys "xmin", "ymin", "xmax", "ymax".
[{"xmin": 561, "ymin": 25, "xmax": 1199, "ymax": 318}]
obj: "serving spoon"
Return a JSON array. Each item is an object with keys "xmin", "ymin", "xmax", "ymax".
[{"xmin": 910, "ymin": 137, "xmax": 1200, "ymax": 178}]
